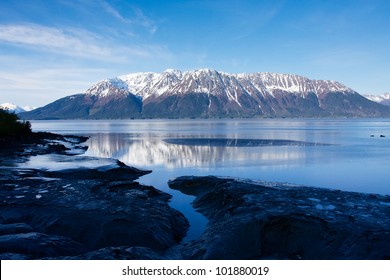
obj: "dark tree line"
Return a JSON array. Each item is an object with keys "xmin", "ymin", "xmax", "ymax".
[{"xmin": 0, "ymin": 108, "xmax": 32, "ymax": 140}]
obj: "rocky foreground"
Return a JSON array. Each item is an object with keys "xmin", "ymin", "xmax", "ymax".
[
  {"xmin": 0, "ymin": 133, "xmax": 188, "ymax": 259},
  {"xmin": 1, "ymin": 133, "xmax": 389, "ymax": 259},
  {"xmin": 169, "ymin": 176, "xmax": 390, "ymax": 260}
]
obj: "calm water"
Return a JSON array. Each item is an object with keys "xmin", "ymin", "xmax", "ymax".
[{"xmin": 30, "ymin": 119, "xmax": 390, "ymax": 239}]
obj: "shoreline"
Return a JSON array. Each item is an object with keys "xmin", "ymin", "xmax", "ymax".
[{"xmin": 0, "ymin": 132, "xmax": 188, "ymax": 260}]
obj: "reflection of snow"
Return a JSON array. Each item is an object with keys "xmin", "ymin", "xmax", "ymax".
[{"xmin": 84, "ymin": 134, "xmax": 309, "ymax": 169}]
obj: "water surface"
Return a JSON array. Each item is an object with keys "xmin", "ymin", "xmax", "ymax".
[{"xmin": 30, "ymin": 119, "xmax": 390, "ymax": 239}]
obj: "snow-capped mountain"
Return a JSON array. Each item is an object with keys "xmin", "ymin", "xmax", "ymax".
[
  {"xmin": 89, "ymin": 69, "xmax": 354, "ymax": 100},
  {"xmin": 364, "ymin": 94, "xmax": 390, "ymax": 106},
  {"xmin": 20, "ymin": 69, "xmax": 390, "ymax": 119},
  {"xmin": 0, "ymin": 103, "xmax": 26, "ymax": 114}
]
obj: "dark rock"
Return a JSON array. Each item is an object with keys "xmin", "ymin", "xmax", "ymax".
[
  {"xmin": 0, "ymin": 232, "xmax": 88, "ymax": 258},
  {"xmin": 169, "ymin": 176, "xmax": 390, "ymax": 260},
  {"xmin": 41, "ymin": 158, "xmax": 151, "ymax": 181},
  {"xmin": 0, "ymin": 167, "xmax": 188, "ymax": 258},
  {"xmin": 0, "ymin": 253, "xmax": 30, "ymax": 260},
  {"xmin": 46, "ymin": 143, "xmax": 70, "ymax": 154},
  {"xmin": 63, "ymin": 246, "xmax": 163, "ymax": 260},
  {"xmin": 0, "ymin": 132, "xmax": 89, "ymax": 169},
  {"xmin": 0, "ymin": 223, "xmax": 34, "ymax": 235}
]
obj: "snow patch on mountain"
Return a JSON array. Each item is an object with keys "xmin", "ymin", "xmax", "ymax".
[
  {"xmin": 364, "ymin": 93, "xmax": 390, "ymax": 105},
  {"xmin": 22, "ymin": 106, "xmax": 36, "ymax": 112},
  {"xmin": 0, "ymin": 103, "xmax": 26, "ymax": 113},
  {"xmin": 84, "ymin": 69, "xmax": 356, "ymax": 105},
  {"xmin": 85, "ymin": 78, "xmax": 130, "ymax": 97}
]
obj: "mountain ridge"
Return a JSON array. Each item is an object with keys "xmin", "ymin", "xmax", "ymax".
[
  {"xmin": 92, "ymin": 69, "xmax": 355, "ymax": 99},
  {"xmin": 20, "ymin": 69, "xmax": 390, "ymax": 119},
  {"xmin": 1, "ymin": 103, "xmax": 26, "ymax": 114},
  {"xmin": 364, "ymin": 93, "xmax": 390, "ymax": 106}
]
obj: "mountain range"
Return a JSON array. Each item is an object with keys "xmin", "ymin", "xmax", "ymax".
[
  {"xmin": 19, "ymin": 69, "xmax": 390, "ymax": 119},
  {"xmin": 364, "ymin": 93, "xmax": 390, "ymax": 106},
  {"xmin": 0, "ymin": 103, "xmax": 30, "ymax": 114}
]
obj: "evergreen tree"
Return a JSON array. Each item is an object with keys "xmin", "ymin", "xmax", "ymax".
[{"xmin": 0, "ymin": 108, "xmax": 32, "ymax": 139}]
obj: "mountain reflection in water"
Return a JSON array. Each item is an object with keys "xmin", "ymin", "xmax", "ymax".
[{"xmin": 84, "ymin": 133, "xmax": 317, "ymax": 169}]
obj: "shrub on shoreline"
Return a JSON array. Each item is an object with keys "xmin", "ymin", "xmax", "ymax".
[{"xmin": 0, "ymin": 108, "xmax": 32, "ymax": 140}]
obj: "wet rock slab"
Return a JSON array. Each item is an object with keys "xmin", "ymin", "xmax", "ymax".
[
  {"xmin": 0, "ymin": 133, "xmax": 189, "ymax": 259},
  {"xmin": 169, "ymin": 176, "xmax": 390, "ymax": 260},
  {"xmin": 0, "ymin": 132, "xmax": 89, "ymax": 166}
]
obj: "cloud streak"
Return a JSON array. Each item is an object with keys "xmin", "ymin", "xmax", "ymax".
[
  {"xmin": 0, "ymin": 24, "xmax": 112, "ymax": 58},
  {"xmin": 100, "ymin": 1, "xmax": 158, "ymax": 34},
  {"xmin": 0, "ymin": 24, "xmax": 166, "ymax": 61}
]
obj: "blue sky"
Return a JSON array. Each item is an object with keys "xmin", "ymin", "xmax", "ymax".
[{"xmin": 0, "ymin": 0, "xmax": 389, "ymax": 107}]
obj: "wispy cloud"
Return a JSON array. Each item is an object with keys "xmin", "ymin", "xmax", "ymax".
[
  {"xmin": 132, "ymin": 7, "xmax": 158, "ymax": 34},
  {"xmin": 0, "ymin": 24, "xmax": 112, "ymax": 58},
  {"xmin": 100, "ymin": 1, "xmax": 158, "ymax": 34},
  {"xmin": 0, "ymin": 23, "xmax": 168, "ymax": 61},
  {"xmin": 101, "ymin": 1, "xmax": 127, "ymax": 22}
]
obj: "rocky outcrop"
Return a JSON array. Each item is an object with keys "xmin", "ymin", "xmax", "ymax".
[
  {"xmin": 169, "ymin": 176, "xmax": 390, "ymax": 260},
  {"xmin": 0, "ymin": 133, "xmax": 189, "ymax": 259}
]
